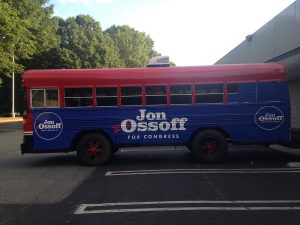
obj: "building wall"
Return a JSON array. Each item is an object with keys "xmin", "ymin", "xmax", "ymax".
[{"xmin": 216, "ymin": 0, "xmax": 300, "ymax": 65}]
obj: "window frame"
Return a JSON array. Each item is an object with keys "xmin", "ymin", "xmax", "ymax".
[
  {"xmin": 169, "ymin": 83, "xmax": 193, "ymax": 105},
  {"xmin": 96, "ymin": 86, "xmax": 119, "ymax": 107},
  {"xmin": 120, "ymin": 85, "xmax": 143, "ymax": 106},
  {"xmin": 64, "ymin": 86, "xmax": 93, "ymax": 108},
  {"xmin": 227, "ymin": 81, "xmax": 257, "ymax": 104},
  {"xmin": 145, "ymin": 84, "xmax": 167, "ymax": 106},
  {"xmin": 30, "ymin": 88, "xmax": 60, "ymax": 109},
  {"xmin": 195, "ymin": 83, "xmax": 224, "ymax": 104}
]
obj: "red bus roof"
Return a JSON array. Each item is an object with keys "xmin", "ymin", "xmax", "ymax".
[{"xmin": 23, "ymin": 63, "xmax": 287, "ymax": 87}]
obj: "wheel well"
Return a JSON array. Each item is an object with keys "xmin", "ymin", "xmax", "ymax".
[
  {"xmin": 188, "ymin": 127, "xmax": 231, "ymax": 145},
  {"xmin": 70, "ymin": 129, "xmax": 113, "ymax": 151}
]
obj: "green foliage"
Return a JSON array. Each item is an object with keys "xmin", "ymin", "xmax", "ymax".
[
  {"xmin": 0, "ymin": 2, "xmax": 161, "ymax": 74},
  {"xmin": 25, "ymin": 47, "xmax": 81, "ymax": 69},
  {"xmin": 101, "ymin": 33, "xmax": 126, "ymax": 68},
  {"xmin": 56, "ymin": 15, "xmax": 123, "ymax": 68},
  {"xmin": 105, "ymin": 25, "xmax": 159, "ymax": 67},
  {"xmin": 0, "ymin": 1, "xmax": 24, "ymax": 75},
  {"xmin": 0, "ymin": 0, "xmax": 59, "ymax": 76}
]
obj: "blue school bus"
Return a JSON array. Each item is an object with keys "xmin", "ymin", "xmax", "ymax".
[{"xmin": 21, "ymin": 61, "xmax": 290, "ymax": 165}]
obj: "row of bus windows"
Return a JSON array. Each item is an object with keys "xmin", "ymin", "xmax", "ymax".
[{"xmin": 30, "ymin": 82, "xmax": 284, "ymax": 108}]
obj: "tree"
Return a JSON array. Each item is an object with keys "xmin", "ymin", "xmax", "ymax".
[
  {"xmin": 57, "ymin": 15, "xmax": 123, "ymax": 69},
  {"xmin": 0, "ymin": 0, "xmax": 59, "ymax": 115},
  {"xmin": 25, "ymin": 47, "xmax": 81, "ymax": 69},
  {"xmin": 0, "ymin": 0, "xmax": 59, "ymax": 76},
  {"xmin": 105, "ymin": 25, "xmax": 159, "ymax": 67}
]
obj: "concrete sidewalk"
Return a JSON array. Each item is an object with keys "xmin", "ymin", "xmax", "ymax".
[
  {"xmin": 0, "ymin": 117, "xmax": 23, "ymax": 123},
  {"xmin": 0, "ymin": 130, "xmax": 23, "ymax": 154},
  {"xmin": 270, "ymin": 144, "xmax": 300, "ymax": 157}
]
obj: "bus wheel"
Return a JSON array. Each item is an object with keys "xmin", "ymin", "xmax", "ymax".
[
  {"xmin": 191, "ymin": 130, "xmax": 228, "ymax": 163},
  {"xmin": 76, "ymin": 133, "xmax": 112, "ymax": 166}
]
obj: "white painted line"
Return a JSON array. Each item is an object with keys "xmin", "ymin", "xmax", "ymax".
[
  {"xmin": 75, "ymin": 206, "xmax": 300, "ymax": 214},
  {"xmin": 287, "ymin": 162, "xmax": 300, "ymax": 168},
  {"xmin": 77, "ymin": 200, "xmax": 300, "ymax": 207},
  {"xmin": 105, "ymin": 168, "xmax": 300, "ymax": 176},
  {"xmin": 74, "ymin": 200, "xmax": 300, "ymax": 214}
]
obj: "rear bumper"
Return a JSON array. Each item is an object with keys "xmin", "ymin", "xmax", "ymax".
[
  {"xmin": 21, "ymin": 135, "xmax": 37, "ymax": 154},
  {"xmin": 21, "ymin": 134, "xmax": 70, "ymax": 153},
  {"xmin": 289, "ymin": 128, "xmax": 300, "ymax": 148}
]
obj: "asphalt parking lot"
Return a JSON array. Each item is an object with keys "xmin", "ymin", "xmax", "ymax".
[{"xmin": 1, "ymin": 121, "xmax": 300, "ymax": 225}]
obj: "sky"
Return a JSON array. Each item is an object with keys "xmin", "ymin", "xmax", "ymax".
[{"xmin": 49, "ymin": 0, "xmax": 295, "ymax": 66}]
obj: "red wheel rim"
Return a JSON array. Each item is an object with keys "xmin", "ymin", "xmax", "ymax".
[
  {"xmin": 85, "ymin": 141, "xmax": 103, "ymax": 159},
  {"xmin": 200, "ymin": 137, "xmax": 217, "ymax": 154}
]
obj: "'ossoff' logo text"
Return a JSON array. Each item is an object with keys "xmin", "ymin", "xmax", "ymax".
[
  {"xmin": 115, "ymin": 109, "xmax": 188, "ymax": 133},
  {"xmin": 34, "ymin": 112, "xmax": 63, "ymax": 140},
  {"xmin": 254, "ymin": 106, "xmax": 284, "ymax": 130}
]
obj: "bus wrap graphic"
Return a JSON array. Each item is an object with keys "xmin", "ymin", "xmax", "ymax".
[
  {"xmin": 34, "ymin": 112, "xmax": 63, "ymax": 140},
  {"xmin": 254, "ymin": 106, "xmax": 284, "ymax": 130},
  {"xmin": 21, "ymin": 63, "xmax": 291, "ymax": 165},
  {"xmin": 113, "ymin": 109, "xmax": 188, "ymax": 140}
]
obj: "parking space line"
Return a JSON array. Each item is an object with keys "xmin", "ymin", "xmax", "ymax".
[
  {"xmin": 77, "ymin": 200, "xmax": 300, "ymax": 207},
  {"xmin": 0, "ymin": 129, "xmax": 15, "ymax": 132},
  {"xmin": 287, "ymin": 162, "xmax": 300, "ymax": 168},
  {"xmin": 74, "ymin": 200, "xmax": 300, "ymax": 214},
  {"xmin": 105, "ymin": 168, "xmax": 300, "ymax": 176}
]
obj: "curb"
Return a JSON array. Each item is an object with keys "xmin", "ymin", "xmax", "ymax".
[
  {"xmin": 0, "ymin": 118, "xmax": 23, "ymax": 123},
  {"xmin": 270, "ymin": 144, "xmax": 300, "ymax": 157}
]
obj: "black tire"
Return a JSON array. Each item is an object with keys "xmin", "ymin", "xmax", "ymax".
[
  {"xmin": 186, "ymin": 144, "xmax": 192, "ymax": 152},
  {"xmin": 191, "ymin": 130, "xmax": 228, "ymax": 163},
  {"xmin": 76, "ymin": 133, "xmax": 112, "ymax": 166}
]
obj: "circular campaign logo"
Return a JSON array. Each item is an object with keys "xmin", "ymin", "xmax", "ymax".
[
  {"xmin": 34, "ymin": 112, "xmax": 63, "ymax": 140},
  {"xmin": 254, "ymin": 106, "xmax": 284, "ymax": 131}
]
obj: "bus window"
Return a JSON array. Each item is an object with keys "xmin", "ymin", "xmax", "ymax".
[
  {"xmin": 257, "ymin": 81, "xmax": 284, "ymax": 103},
  {"xmin": 46, "ymin": 89, "xmax": 59, "ymax": 107},
  {"xmin": 146, "ymin": 85, "xmax": 167, "ymax": 105},
  {"xmin": 96, "ymin": 87, "xmax": 118, "ymax": 106},
  {"xmin": 31, "ymin": 89, "xmax": 59, "ymax": 108},
  {"xmin": 195, "ymin": 83, "xmax": 223, "ymax": 103},
  {"xmin": 170, "ymin": 84, "xmax": 192, "ymax": 104},
  {"xmin": 65, "ymin": 88, "xmax": 93, "ymax": 107},
  {"xmin": 121, "ymin": 86, "xmax": 142, "ymax": 106},
  {"xmin": 227, "ymin": 83, "xmax": 238, "ymax": 94},
  {"xmin": 227, "ymin": 83, "xmax": 238, "ymax": 103},
  {"xmin": 227, "ymin": 82, "xmax": 256, "ymax": 103},
  {"xmin": 31, "ymin": 89, "xmax": 44, "ymax": 108}
]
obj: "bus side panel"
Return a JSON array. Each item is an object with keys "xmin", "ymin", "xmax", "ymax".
[
  {"xmin": 218, "ymin": 103, "xmax": 290, "ymax": 143},
  {"xmin": 32, "ymin": 107, "xmax": 193, "ymax": 151},
  {"xmin": 31, "ymin": 102, "xmax": 290, "ymax": 151},
  {"xmin": 109, "ymin": 104, "xmax": 290, "ymax": 145},
  {"xmin": 31, "ymin": 108, "xmax": 117, "ymax": 151}
]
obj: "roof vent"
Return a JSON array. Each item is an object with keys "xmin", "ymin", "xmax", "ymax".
[
  {"xmin": 246, "ymin": 34, "xmax": 253, "ymax": 41},
  {"xmin": 147, "ymin": 56, "xmax": 170, "ymax": 67}
]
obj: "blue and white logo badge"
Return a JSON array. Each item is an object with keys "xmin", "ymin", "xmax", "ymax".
[
  {"xmin": 254, "ymin": 106, "xmax": 284, "ymax": 130},
  {"xmin": 34, "ymin": 112, "xmax": 63, "ymax": 140}
]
